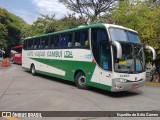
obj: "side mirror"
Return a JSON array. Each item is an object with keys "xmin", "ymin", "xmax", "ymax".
[
  {"xmin": 145, "ymin": 46, "xmax": 156, "ymax": 60},
  {"xmin": 112, "ymin": 41, "xmax": 122, "ymax": 59}
]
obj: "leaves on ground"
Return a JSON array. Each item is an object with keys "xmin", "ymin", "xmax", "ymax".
[{"xmin": 145, "ymin": 82, "xmax": 160, "ymax": 87}]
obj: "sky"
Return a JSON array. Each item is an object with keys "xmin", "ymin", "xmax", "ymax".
[{"xmin": 0, "ymin": 0, "xmax": 72, "ymax": 24}]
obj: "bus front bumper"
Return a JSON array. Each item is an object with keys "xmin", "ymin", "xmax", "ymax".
[{"xmin": 111, "ymin": 78, "xmax": 145, "ymax": 92}]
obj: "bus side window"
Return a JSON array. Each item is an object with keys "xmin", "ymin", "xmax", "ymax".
[
  {"xmin": 33, "ymin": 39, "xmax": 37, "ymax": 49},
  {"xmin": 23, "ymin": 40, "xmax": 27, "ymax": 50},
  {"xmin": 50, "ymin": 35, "xmax": 54, "ymax": 48},
  {"xmin": 27, "ymin": 40, "xmax": 30, "ymax": 49},
  {"xmin": 30, "ymin": 39, "xmax": 34, "ymax": 49},
  {"xmin": 81, "ymin": 30, "xmax": 88, "ymax": 46},
  {"xmin": 39, "ymin": 39, "xmax": 44, "ymax": 49},
  {"xmin": 67, "ymin": 33, "xmax": 73, "ymax": 47},
  {"xmin": 54, "ymin": 35, "xmax": 60, "ymax": 48},
  {"xmin": 28, "ymin": 39, "xmax": 34, "ymax": 49},
  {"xmin": 61, "ymin": 34, "xmax": 68, "ymax": 48},
  {"xmin": 74, "ymin": 31, "xmax": 81, "ymax": 47},
  {"xmin": 44, "ymin": 36, "xmax": 49, "ymax": 49},
  {"xmin": 35, "ymin": 38, "xmax": 40, "ymax": 49}
]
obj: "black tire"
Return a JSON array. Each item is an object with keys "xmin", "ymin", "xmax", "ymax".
[
  {"xmin": 31, "ymin": 64, "xmax": 36, "ymax": 76},
  {"xmin": 75, "ymin": 72, "xmax": 89, "ymax": 89}
]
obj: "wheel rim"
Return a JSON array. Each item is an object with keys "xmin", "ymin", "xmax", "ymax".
[{"xmin": 78, "ymin": 76, "xmax": 86, "ymax": 86}]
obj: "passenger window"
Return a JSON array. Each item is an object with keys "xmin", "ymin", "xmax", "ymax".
[
  {"xmin": 74, "ymin": 30, "xmax": 89, "ymax": 47},
  {"xmin": 50, "ymin": 35, "xmax": 54, "ymax": 48},
  {"xmin": 81, "ymin": 30, "xmax": 88, "ymax": 46},
  {"xmin": 44, "ymin": 36, "xmax": 49, "ymax": 49},
  {"xmin": 54, "ymin": 35, "xmax": 60, "ymax": 48},
  {"xmin": 34, "ymin": 38, "xmax": 40, "ymax": 49},
  {"xmin": 74, "ymin": 31, "xmax": 81, "ymax": 46},
  {"xmin": 61, "ymin": 34, "xmax": 68, "ymax": 47},
  {"xmin": 67, "ymin": 33, "xmax": 73, "ymax": 47},
  {"xmin": 23, "ymin": 40, "xmax": 27, "ymax": 50},
  {"xmin": 27, "ymin": 39, "xmax": 33, "ymax": 49},
  {"xmin": 38, "ymin": 36, "xmax": 49, "ymax": 49},
  {"xmin": 61, "ymin": 33, "xmax": 73, "ymax": 48},
  {"xmin": 31, "ymin": 39, "xmax": 34, "ymax": 49}
]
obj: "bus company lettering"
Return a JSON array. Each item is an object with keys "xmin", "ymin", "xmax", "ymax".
[
  {"xmin": 27, "ymin": 50, "xmax": 73, "ymax": 58},
  {"xmin": 27, "ymin": 51, "xmax": 33, "ymax": 56},
  {"xmin": 35, "ymin": 51, "xmax": 45, "ymax": 57},
  {"xmin": 120, "ymin": 74, "xmax": 129, "ymax": 77},
  {"xmin": 47, "ymin": 51, "xmax": 62, "ymax": 58},
  {"xmin": 64, "ymin": 51, "xmax": 73, "ymax": 58}
]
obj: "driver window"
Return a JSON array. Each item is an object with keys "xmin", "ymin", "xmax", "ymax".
[{"xmin": 91, "ymin": 28, "xmax": 111, "ymax": 71}]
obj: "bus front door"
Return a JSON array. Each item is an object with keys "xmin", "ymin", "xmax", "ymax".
[{"xmin": 99, "ymin": 41, "xmax": 112, "ymax": 86}]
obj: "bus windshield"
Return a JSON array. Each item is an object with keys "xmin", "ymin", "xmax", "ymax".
[
  {"xmin": 109, "ymin": 27, "xmax": 141, "ymax": 43},
  {"xmin": 113, "ymin": 42, "xmax": 145, "ymax": 73},
  {"xmin": 109, "ymin": 27, "xmax": 145, "ymax": 73}
]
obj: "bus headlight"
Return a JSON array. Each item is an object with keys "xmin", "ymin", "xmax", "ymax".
[{"xmin": 116, "ymin": 78, "xmax": 127, "ymax": 83}]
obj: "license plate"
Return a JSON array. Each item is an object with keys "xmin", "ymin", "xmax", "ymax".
[{"xmin": 133, "ymin": 84, "xmax": 139, "ymax": 88}]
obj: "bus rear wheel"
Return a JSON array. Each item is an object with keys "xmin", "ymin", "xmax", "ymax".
[
  {"xmin": 75, "ymin": 72, "xmax": 89, "ymax": 89},
  {"xmin": 31, "ymin": 64, "xmax": 36, "ymax": 76}
]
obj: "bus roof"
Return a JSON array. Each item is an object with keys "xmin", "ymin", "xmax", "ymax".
[{"xmin": 24, "ymin": 23, "xmax": 138, "ymax": 40}]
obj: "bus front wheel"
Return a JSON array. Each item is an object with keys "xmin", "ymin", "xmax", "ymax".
[
  {"xmin": 75, "ymin": 72, "xmax": 89, "ymax": 89},
  {"xmin": 31, "ymin": 64, "xmax": 36, "ymax": 76}
]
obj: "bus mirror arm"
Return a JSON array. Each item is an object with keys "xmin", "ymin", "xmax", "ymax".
[
  {"xmin": 112, "ymin": 41, "xmax": 122, "ymax": 59},
  {"xmin": 145, "ymin": 46, "xmax": 156, "ymax": 60}
]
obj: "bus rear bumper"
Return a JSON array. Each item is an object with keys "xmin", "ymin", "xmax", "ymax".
[{"xmin": 111, "ymin": 79, "xmax": 145, "ymax": 92}]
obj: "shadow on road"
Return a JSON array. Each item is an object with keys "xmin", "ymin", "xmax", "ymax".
[
  {"xmin": 31, "ymin": 72, "xmax": 76, "ymax": 87},
  {"xmin": 26, "ymin": 71, "xmax": 144, "ymax": 98},
  {"xmin": 89, "ymin": 87, "xmax": 143, "ymax": 98}
]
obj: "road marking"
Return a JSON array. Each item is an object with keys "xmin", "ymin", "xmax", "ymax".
[{"xmin": 5, "ymin": 117, "xmax": 19, "ymax": 120}]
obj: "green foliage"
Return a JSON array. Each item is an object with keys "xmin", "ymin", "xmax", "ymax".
[
  {"xmin": 22, "ymin": 14, "xmax": 55, "ymax": 37},
  {"xmin": 0, "ymin": 23, "xmax": 8, "ymax": 47},
  {"xmin": 22, "ymin": 13, "xmax": 86, "ymax": 37},
  {"xmin": 44, "ymin": 14, "xmax": 86, "ymax": 33},
  {"xmin": 1, "ymin": 0, "xmax": 160, "ymax": 58},
  {"xmin": 0, "ymin": 8, "xmax": 28, "ymax": 56},
  {"xmin": 107, "ymin": 0, "xmax": 160, "ymax": 52}
]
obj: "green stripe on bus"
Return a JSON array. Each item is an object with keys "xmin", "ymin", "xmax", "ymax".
[
  {"xmin": 31, "ymin": 58, "xmax": 96, "ymax": 82},
  {"xmin": 25, "ymin": 58, "xmax": 111, "ymax": 91},
  {"xmin": 36, "ymin": 69, "xmax": 111, "ymax": 91}
]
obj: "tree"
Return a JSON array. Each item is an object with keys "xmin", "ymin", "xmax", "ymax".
[
  {"xmin": 98, "ymin": 0, "xmax": 160, "ymax": 57},
  {"xmin": 44, "ymin": 13, "xmax": 86, "ymax": 33},
  {"xmin": 0, "ymin": 8, "xmax": 27, "ymax": 57},
  {"xmin": 0, "ymin": 23, "xmax": 8, "ymax": 48},
  {"xmin": 59, "ymin": 0, "xmax": 118, "ymax": 23},
  {"xmin": 22, "ymin": 14, "xmax": 56, "ymax": 37}
]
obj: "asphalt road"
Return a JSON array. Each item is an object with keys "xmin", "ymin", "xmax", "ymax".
[{"xmin": 0, "ymin": 64, "xmax": 160, "ymax": 120}]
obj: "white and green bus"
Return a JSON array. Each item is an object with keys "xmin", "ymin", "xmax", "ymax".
[{"xmin": 22, "ymin": 23, "xmax": 156, "ymax": 92}]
